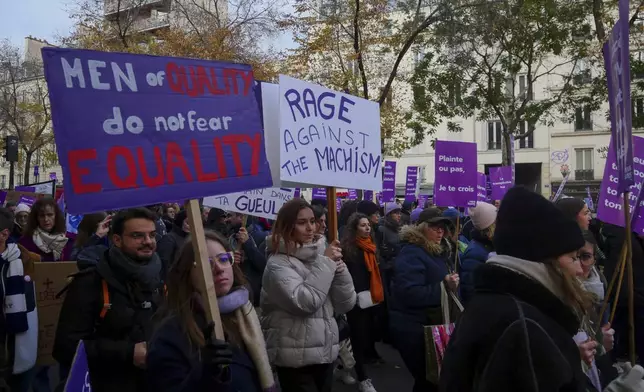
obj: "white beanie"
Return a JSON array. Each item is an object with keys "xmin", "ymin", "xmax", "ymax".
[
  {"xmin": 15, "ymin": 203, "xmax": 31, "ymax": 215},
  {"xmin": 467, "ymin": 202, "xmax": 497, "ymax": 230}
]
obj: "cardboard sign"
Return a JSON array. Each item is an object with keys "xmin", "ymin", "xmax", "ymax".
[
  {"xmin": 277, "ymin": 75, "xmax": 381, "ymax": 190},
  {"xmin": 41, "ymin": 48, "xmax": 272, "ymax": 214},
  {"xmin": 203, "ymin": 187, "xmax": 295, "ymax": 220},
  {"xmin": 33, "ymin": 262, "xmax": 78, "ymax": 365}
]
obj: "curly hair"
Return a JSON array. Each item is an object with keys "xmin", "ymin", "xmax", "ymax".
[{"xmin": 340, "ymin": 212, "xmax": 374, "ymax": 262}]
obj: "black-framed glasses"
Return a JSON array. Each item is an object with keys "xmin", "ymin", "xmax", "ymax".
[{"xmin": 209, "ymin": 251, "xmax": 235, "ymax": 267}]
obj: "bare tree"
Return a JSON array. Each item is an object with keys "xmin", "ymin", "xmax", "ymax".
[{"xmin": 0, "ymin": 40, "xmax": 56, "ymax": 186}]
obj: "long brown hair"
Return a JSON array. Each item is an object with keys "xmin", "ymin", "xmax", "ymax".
[
  {"xmin": 340, "ymin": 212, "xmax": 373, "ymax": 262},
  {"xmin": 25, "ymin": 198, "xmax": 66, "ymax": 236},
  {"xmin": 74, "ymin": 212, "xmax": 107, "ymax": 248},
  {"xmin": 271, "ymin": 198, "xmax": 313, "ymax": 255},
  {"xmin": 162, "ymin": 230, "xmax": 248, "ymax": 348}
]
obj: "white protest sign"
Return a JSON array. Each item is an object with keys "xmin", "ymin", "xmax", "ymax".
[
  {"xmin": 278, "ymin": 75, "xmax": 382, "ymax": 190},
  {"xmin": 203, "ymin": 187, "xmax": 295, "ymax": 220}
]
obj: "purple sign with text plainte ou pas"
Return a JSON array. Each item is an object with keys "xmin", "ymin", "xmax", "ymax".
[
  {"xmin": 603, "ymin": 0, "xmax": 634, "ymax": 193},
  {"xmin": 477, "ymin": 172, "xmax": 487, "ymax": 202},
  {"xmin": 405, "ymin": 166, "xmax": 419, "ymax": 202},
  {"xmin": 312, "ymin": 187, "xmax": 327, "ymax": 200},
  {"xmin": 348, "ymin": 189, "xmax": 358, "ymax": 200},
  {"xmin": 41, "ymin": 48, "xmax": 272, "ymax": 215},
  {"xmin": 433, "ymin": 140, "xmax": 477, "ymax": 208},
  {"xmin": 598, "ymin": 136, "xmax": 644, "ymax": 233},
  {"xmin": 382, "ymin": 161, "xmax": 397, "ymax": 203},
  {"xmin": 490, "ymin": 166, "xmax": 513, "ymax": 201}
]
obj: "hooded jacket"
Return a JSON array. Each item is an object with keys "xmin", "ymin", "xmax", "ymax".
[{"xmin": 260, "ymin": 236, "xmax": 356, "ymax": 368}]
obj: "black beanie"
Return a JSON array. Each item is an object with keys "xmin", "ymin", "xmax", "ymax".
[
  {"xmin": 493, "ymin": 186, "xmax": 584, "ymax": 262},
  {"xmin": 357, "ymin": 200, "xmax": 380, "ymax": 216}
]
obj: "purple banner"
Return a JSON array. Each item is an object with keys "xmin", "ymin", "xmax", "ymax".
[
  {"xmin": 312, "ymin": 187, "xmax": 327, "ymax": 200},
  {"xmin": 598, "ymin": 136, "xmax": 644, "ymax": 232},
  {"xmin": 404, "ymin": 166, "xmax": 419, "ymax": 202},
  {"xmin": 490, "ymin": 166, "xmax": 513, "ymax": 201},
  {"xmin": 477, "ymin": 172, "xmax": 487, "ymax": 202},
  {"xmin": 603, "ymin": 0, "xmax": 634, "ymax": 193},
  {"xmin": 42, "ymin": 48, "xmax": 271, "ymax": 214},
  {"xmin": 0, "ymin": 191, "xmax": 6, "ymax": 205},
  {"xmin": 294, "ymin": 188, "xmax": 301, "ymax": 198},
  {"xmin": 434, "ymin": 140, "xmax": 477, "ymax": 208},
  {"xmin": 382, "ymin": 161, "xmax": 396, "ymax": 203},
  {"xmin": 14, "ymin": 186, "xmax": 36, "ymax": 193},
  {"xmin": 18, "ymin": 195, "xmax": 36, "ymax": 207},
  {"xmin": 348, "ymin": 189, "xmax": 358, "ymax": 200},
  {"xmin": 336, "ymin": 197, "xmax": 342, "ymax": 212},
  {"xmin": 418, "ymin": 194, "xmax": 429, "ymax": 208},
  {"xmin": 64, "ymin": 340, "xmax": 90, "ymax": 392},
  {"xmin": 510, "ymin": 134, "xmax": 516, "ymax": 183},
  {"xmin": 586, "ymin": 186, "xmax": 594, "ymax": 211},
  {"xmin": 363, "ymin": 190, "xmax": 373, "ymax": 201}
]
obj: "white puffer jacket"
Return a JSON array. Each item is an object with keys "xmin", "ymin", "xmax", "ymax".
[{"xmin": 260, "ymin": 236, "xmax": 356, "ymax": 367}]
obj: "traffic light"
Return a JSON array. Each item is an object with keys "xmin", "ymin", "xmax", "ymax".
[{"xmin": 5, "ymin": 136, "xmax": 17, "ymax": 162}]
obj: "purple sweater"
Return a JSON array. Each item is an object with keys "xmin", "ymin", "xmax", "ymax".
[{"xmin": 19, "ymin": 235, "xmax": 74, "ymax": 262}]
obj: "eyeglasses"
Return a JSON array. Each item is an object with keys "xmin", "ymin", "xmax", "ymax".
[
  {"xmin": 428, "ymin": 226, "xmax": 445, "ymax": 233},
  {"xmin": 579, "ymin": 252, "xmax": 595, "ymax": 266},
  {"xmin": 209, "ymin": 251, "xmax": 235, "ymax": 267},
  {"xmin": 125, "ymin": 232, "xmax": 157, "ymax": 242}
]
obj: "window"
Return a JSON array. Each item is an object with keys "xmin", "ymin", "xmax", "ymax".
[
  {"xmin": 16, "ymin": 173, "xmax": 22, "ymax": 186},
  {"xmin": 574, "ymin": 105, "xmax": 592, "ymax": 131},
  {"xmin": 517, "ymin": 121, "xmax": 534, "ymax": 148},
  {"xmin": 633, "ymin": 96, "xmax": 644, "ymax": 128},
  {"xmin": 573, "ymin": 59, "xmax": 592, "ymax": 85},
  {"xmin": 487, "ymin": 121, "xmax": 502, "ymax": 150},
  {"xmin": 518, "ymin": 75, "xmax": 533, "ymax": 100},
  {"xmin": 575, "ymin": 148, "xmax": 594, "ymax": 180},
  {"xmin": 0, "ymin": 175, "xmax": 5, "ymax": 189},
  {"xmin": 448, "ymin": 82, "xmax": 462, "ymax": 107}
]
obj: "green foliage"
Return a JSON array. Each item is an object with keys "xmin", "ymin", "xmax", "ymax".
[{"xmin": 409, "ymin": 0, "xmax": 595, "ymax": 163}]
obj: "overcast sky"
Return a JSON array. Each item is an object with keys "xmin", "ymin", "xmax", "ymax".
[{"xmin": 0, "ymin": 0, "xmax": 75, "ymax": 49}]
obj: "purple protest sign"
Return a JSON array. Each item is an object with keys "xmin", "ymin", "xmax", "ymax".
[
  {"xmin": 64, "ymin": 340, "xmax": 90, "ymax": 392},
  {"xmin": 433, "ymin": 140, "xmax": 477, "ymax": 208},
  {"xmin": 294, "ymin": 188, "xmax": 301, "ymax": 198},
  {"xmin": 42, "ymin": 48, "xmax": 271, "ymax": 214},
  {"xmin": 14, "ymin": 186, "xmax": 36, "ymax": 193},
  {"xmin": 312, "ymin": 187, "xmax": 327, "ymax": 200},
  {"xmin": 336, "ymin": 198, "xmax": 342, "ymax": 212},
  {"xmin": 598, "ymin": 136, "xmax": 644, "ymax": 232},
  {"xmin": 49, "ymin": 172, "xmax": 57, "ymax": 181},
  {"xmin": 418, "ymin": 194, "xmax": 429, "ymax": 208},
  {"xmin": 363, "ymin": 190, "xmax": 373, "ymax": 201},
  {"xmin": 489, "ymin": 166, "xmax": 513, "ymax": 201},
  {"xmin": 404, "ymin": 166, "xmax": 419, "ymax": 202},
  {"xmin": 348, "ymin": 189, "xmax": 358, "ymax": 200},
  {"xmin": 603, "ymin": 0, "xmax": 634, "ymax": 193},
  {"xmin": 18, "ymin": 196, "xmax": 36, "ymax": 207},
  {"xmin": 477, "ymin": 172, "xmax": 487, "ymax": 202},
  {"xmin": 510, "ymin": 134, "xmax": 516, "ymax": 183},
  {"xmin": 382, "ymin": 161, "xmax": 396, "ymax": 203},
  {"xmin": 586, "ymin": 186, "xmax": 595, "ymax": 211}
]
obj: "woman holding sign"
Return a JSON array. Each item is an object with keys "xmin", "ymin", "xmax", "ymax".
[
  {"xmin": 261, "ymin": 199, "xmax": 357, "ymax": 392},
  {"xmin": 146, "ymin": 230, "xmax": 277, "ymax": 392}
]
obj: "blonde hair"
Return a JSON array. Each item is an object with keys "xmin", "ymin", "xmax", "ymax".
[{"xmin": 544, "ymin": 259, "xmax": 593, "ymax": 318}]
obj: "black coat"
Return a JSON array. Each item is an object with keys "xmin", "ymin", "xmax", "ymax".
[
  {"xmin": 157, "ymin": 228, "xmax": 188, "ymax": 281},
  {"xmin": 53, "ymin": 252, "xmax": 164, "ymax": 392},
  {"xmin": 601, "ymin": 223, "xmax": 644, "ymax": 307},
  {"xmin": 440, "ymin": 263, "xmax": 588, "ymax": 392},
  {"xmin": 376, "ymin": 218, "xmax": 401, "ymax": 271},
  {"xmin": 147, "ymin": 312, "xmax": 262, "ymax": 392},
  {"xmin": 344, "ymin": 247, "xmax": 372, "ymax": 294}
]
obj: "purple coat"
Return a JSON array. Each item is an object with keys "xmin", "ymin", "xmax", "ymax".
[{"xmin": 19, "ymin": 235, "xmax": 74, "ymax": 262}]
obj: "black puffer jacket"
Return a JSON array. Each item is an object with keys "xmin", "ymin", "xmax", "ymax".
[{"xmin": 440, "ymin": 262, "xmax": 588, "ymax": 392}]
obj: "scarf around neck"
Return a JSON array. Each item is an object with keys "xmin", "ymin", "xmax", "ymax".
[
  {"xmin": 487, "ymin": 254, "xmax": 566, "ymax": 301},
  {"xmin": 33, "ymin": 228, "xmax": 68, "ymax": 260},
  {"xmin": 582, "ymin": 266, "xmax": 604, "ymax": 302},
  {"xmin": 106, "ymin": 246, "xmax": 161, "ymax": 291},
  {"xmin": 355, "ymin": 236, "xmax": 384, "ymax": 304}
]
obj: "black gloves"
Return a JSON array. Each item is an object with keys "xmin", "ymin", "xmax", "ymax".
[{"xmin": 200, "ymin": 322, "xmax": 233, "ymax": 377}]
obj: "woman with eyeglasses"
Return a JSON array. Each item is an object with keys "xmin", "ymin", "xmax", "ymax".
[
  {"xmin": 146, "ymin": 230, "xmax": 277, "ymax": 392},
  {"xmin": 261, "ymin": 198, "xmax": 356, "ymax": 392}
]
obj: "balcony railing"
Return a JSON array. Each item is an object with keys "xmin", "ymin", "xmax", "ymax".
[
  {"xmin": 104, "ymin": 0, "xmax": 165, "ymax": 16},
  {"xmin": 575, "ymin": 169, "xmax": 594, "ymax": 181},
  {"xmin": 130, "ymin": 12, "xmax": 170, "ymax": 32}
]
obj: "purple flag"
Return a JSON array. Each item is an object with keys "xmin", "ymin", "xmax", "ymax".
[
  {"xmin": 477, "ymin": 172, "xmax": 487, "ymax": 202},
  {"xmin": 348, "ymin": 189, "xmax": 358, "ymax": 200},
  {"xmin": 363, "ymin": 190, "xmax": 373, "ymax": 201},
  {"xmin": 294, "ymin": 188, "xmax": 301, "ymax": 198},
  {"xmin": 382, "ymin": 161, "xmax": 396, "ymax": 203},
  {"xmin": 0, "ymin": 191, "xmax": 7, "ymax": 206},
  {"xmin": 418, "ymin": 194, "xmax": 429, "ymax": 208},
  {"xmin": 42, "ymin": 48, "xmax": 272, "ymax": 215},
  {"xmin": 586, "ymin": 186, "xmax": 595, "ymax": 211},
  {"xmin": 603, "ymin": 0, "xmax": 634, "ymax": 193},
  {"xmin": 598, "ymin": 136, "xmax": 644, "ymax": 232},
  {"xmin": 404, "ymin": 167, "xmax": 419, "ymax": 202},
  {"xmin": 49, "ymin": 172, "xmax": 57, "ymax": 181},
  {"xmin": 312, "ymin": 188, "xmax": 327, "ymax": 200},
  {"xmin": 434, "ymin": 140, "xmax": 477, "ymax": 208},
  {"xmin": 489, "ymin": 166, "xmax": 513, "ymax": 201}
]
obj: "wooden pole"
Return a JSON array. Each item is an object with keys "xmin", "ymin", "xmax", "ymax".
[
  {"xmin": 186, "ymin": 199, "xmax": 224, "ymax": 340},
  {"xmin": 609, "ymin": 250, "xmax": 627, "ymax": 324},
  {"xmin": 599, "ymin": 241, "xmax": 627, "ymax": 320},
  {"xmin": 623, "ymin": 192, "xmax": 636, "ymax": 365},
  {"xmin": 454, "ymin": 214, "xmax": 460, "ymax": 272},
  {"xmin": 326, "ymin": 187, "xmax": 338, "ymax": 242}
]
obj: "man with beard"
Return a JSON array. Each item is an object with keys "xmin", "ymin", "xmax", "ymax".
[{"xmin": 53, "ymin": 208, "xmax": 163, "ymax": 392}]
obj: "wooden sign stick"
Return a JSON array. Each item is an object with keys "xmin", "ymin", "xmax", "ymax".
[
  {"xmin": 186, "ymin": 199, "xmax": 224, "ymax": 340},
  {"xmin": 326, "ymin": 187, "xmax": 338, "ymax": 242}
]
